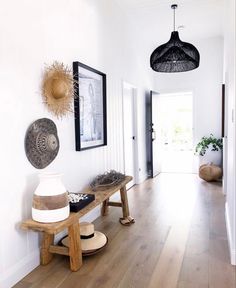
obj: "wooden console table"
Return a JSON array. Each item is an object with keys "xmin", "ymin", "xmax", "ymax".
[{"xmin": 21, "ymin": 176, "xmax": 133, "ymax": 272}]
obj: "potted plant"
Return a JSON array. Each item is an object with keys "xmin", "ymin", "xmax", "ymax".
[{"xmin": 195, "ymin": 134, "xmax": 223, "ymax": 166}]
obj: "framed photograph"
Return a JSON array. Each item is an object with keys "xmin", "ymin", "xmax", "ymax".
[{"xmin": 73, "ymin": 62, "xmax": 107, "ymax": 151}]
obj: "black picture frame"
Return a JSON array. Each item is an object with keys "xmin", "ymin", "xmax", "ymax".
[
  {"xmin": 222, "ymin": 84, "xmax": 225, "ymax": 138},
  {"xmin": 73, "ymin": 62, "xmax": 107, "ymax": 151}
]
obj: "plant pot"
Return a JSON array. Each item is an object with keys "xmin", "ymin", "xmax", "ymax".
[
  {"xmin": 199, "ymin": 149, "xmax": 222, "ymax": 167},
  {"xmin": 32, "ymin": 173, "xmax": 69, "ymax": 223}
]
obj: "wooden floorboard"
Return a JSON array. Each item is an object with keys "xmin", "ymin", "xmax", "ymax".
[{"xmin": 14, "ymin": 173, "xmax": 236, "ymax": 288}]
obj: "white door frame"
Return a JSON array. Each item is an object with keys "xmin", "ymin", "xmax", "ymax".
[{"xmin": 122, "ymin": 81, "xmax": 139, "ymax": 184}]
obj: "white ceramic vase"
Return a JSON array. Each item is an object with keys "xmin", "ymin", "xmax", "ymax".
[{"xmin": 32, "ymin": 173, "xmax": 69, "ymax": 223}]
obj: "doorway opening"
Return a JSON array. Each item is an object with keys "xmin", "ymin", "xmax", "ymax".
[
  {"xmin": 122, "ymin": 82, "xmax": 138, "ymax": 188},
  {"xmin": 158, "ymin": 92, "xmax": 194, "ymax": 173}
]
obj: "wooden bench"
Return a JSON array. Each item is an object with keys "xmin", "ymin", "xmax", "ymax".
[{"xmin": 21, "ymin": 176, "xmax": 133, "ymax": 272}]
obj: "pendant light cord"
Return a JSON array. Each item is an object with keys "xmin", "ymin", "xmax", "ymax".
[
  {"xmin": 174, "ymin": 7, "xmax": 175, "ymax": 31},
  {"xmin": 171, "ymin": 4, "xmax": 177, "ymax": 31}
]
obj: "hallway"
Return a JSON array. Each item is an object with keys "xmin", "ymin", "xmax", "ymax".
[{"xmin": 15, "ymin": 174, "xmax": 236, "ymax": 288}]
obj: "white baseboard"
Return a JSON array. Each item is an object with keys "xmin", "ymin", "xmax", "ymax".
[
  {"xmin": 231, "ymin": 250, "xmax": 236, "ymax": 266},
  {"xmin": 225, "ymin": 202, "xmax": 236, "ymax": 265},
  {"xmin": 0, "ymin": 250, "xmax": 40, "ymax": 288}
]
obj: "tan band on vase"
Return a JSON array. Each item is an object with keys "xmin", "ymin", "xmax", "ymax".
[{"xmin": 32, "ymin": 192, "xmax": 68, "ymax": 210}]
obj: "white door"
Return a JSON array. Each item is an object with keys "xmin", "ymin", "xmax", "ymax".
[{"xmin": 123, "ymin": 82, "xmax": 137, "ymax": 188}]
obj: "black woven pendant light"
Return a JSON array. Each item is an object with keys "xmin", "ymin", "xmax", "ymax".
[{"xmin": 150, "ymin": 4, "xmax": 200, "ymax": 73}]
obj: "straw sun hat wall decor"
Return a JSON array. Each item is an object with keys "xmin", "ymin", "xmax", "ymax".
[{"xmin": 42, "ymin": 61, "xmax": 75, "ymax": 118}]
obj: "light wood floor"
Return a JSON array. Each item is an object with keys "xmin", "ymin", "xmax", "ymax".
[{"xmin": 15, "ymin": 173, "xmax": 236, "ymax": 288}]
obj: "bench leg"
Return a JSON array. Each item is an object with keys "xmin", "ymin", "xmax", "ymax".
[
  {"xmin": 120, "ymin": 186, "xmax": 130, "ymax": 218},
  {"xmin": 119, "ymin": 186, "xmax": 135, "ymax": 225},
  {"xmin": 101, "ymin": 198, "xmax": 109, "ymax": 216},
  {"xmin": 68, "ymin": 222, "xmax": 82, "ymax": 272},
  {"xmin": 40, "ymin": 233, "xmax": 54, "ymax": 265}
]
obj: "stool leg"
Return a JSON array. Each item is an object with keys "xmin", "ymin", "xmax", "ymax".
[
  {"xmin": 68, "ymin": 222, "xmax": 82, "ymax": 272},
  {"xmin": 101, "ymin": 198, "xmax": 109, "ymax": 216},
  {"xmin": 120, "ymin": 186, "xmax": 130, "ymax": 218},
  {"xmin": 40, "ymin": 233, "xmax": 54, "ymax": 265}
]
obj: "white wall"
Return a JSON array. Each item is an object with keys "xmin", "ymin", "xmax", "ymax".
[
  {"xmin": 224, "ymin": 0, "xmax": 236, "ymax": 266},
  {"xmin": 152, "ymin": 37, "xmax": 223, "ymax": 147},
  {"xmin": 0, "ymin": 1, "xmax": 153, "ymax": 287}
]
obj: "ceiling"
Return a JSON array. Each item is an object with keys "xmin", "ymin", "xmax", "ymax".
[{"xmin": 116, "ymin": 0, "xmax": 224, "ymax": 48}]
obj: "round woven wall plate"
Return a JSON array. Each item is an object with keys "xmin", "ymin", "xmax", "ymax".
[{"xmin": 25, "ymin": 118, "xmax": 59, "ymax": 169}]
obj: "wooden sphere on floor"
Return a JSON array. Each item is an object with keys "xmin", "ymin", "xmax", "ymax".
[{"xmin": 199, "ymin": 164, "xmax": 222, "ymax": 182}]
